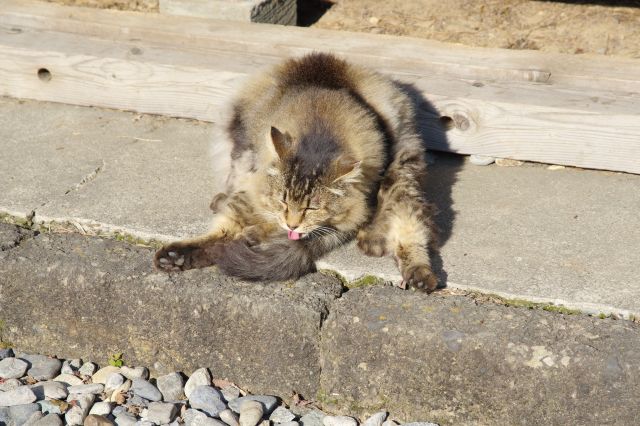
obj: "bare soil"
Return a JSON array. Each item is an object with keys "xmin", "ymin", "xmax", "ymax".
[{"xmin": 46, "ymin": 0, "xmax": 640, "ymax": 58}]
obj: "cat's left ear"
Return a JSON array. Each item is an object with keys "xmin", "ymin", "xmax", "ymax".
[
  {"xmin": 270, "ymin": 126, "xmax": 293, "ymax": 160},
  {"xmin": 332, "ymin": 155, "xmax": 362, "ymax": 183}
]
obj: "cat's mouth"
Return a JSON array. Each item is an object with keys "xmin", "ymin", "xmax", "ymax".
[{"xmin": 287, "ymin": 230, "xmax": 303, "ymax": 240}]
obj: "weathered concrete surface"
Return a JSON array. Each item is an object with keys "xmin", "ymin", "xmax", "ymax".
[
  {"xmin": 0, "ymin": 97, "xmax": 213, "ymax": 241},
  {"xmin": 320, "ymin": 286, "xmax": 640, "ymax": 424},
  {"xmin": 1, "ymin": 96, "xmax": 640, "ymax": 315},
  {"xmin": 0, "ymin": 224, "xmax": 342, "ymax": 398}
]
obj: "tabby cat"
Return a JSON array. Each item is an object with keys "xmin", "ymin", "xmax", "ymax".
[{"xmin": 155, "ymin": 52, "xmax": 438, "ymax": 292}]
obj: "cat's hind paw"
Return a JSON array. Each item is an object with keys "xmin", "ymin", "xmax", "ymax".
[
  {"xmin": 400, "ymin": 264, "xmax": 438, "ymax": 293},
  {"xmin": 154, "ymin": 242, "xmax": 217, "ymax": 272},
  {"xmin": 356, "ymin": 229, "xmax": 387, "ymax": 257}
]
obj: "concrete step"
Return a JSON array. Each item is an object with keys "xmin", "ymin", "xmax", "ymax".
[
  {"xmin": 1, "ymin": 225, "xmax": 639, "ymax": 423},
  {"xmin": 1, "ymin": 97, "xmax": 638, "ymax": 317}
]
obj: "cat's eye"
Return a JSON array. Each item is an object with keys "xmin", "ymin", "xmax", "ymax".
[{"xmin": 305, "ymin": 207, "xmax": 319, "ymax": 211}]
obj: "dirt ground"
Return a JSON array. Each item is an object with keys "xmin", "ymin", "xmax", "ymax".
[{"xmin": 46, "ymin": 0, "xmax": 640, "ymax": 58}]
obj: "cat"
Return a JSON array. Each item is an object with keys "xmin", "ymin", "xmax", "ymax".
[{"xmin": 155, "ymin": 52, "xmax": 438, "ymax": 292}]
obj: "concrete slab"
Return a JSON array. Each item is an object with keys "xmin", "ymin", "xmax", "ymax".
[
  {"xmin": 320, "ymin": 286, "xmax": 640, "ymax": 423},
  {"xmin": 1, "ymin": 97, "xmax": 639, "ymax": 317},
  {"xmin": 321, "ymin": 155, "xmax": 640, "ymax": 316},
  {"xmin": 0, "ymin": 97, "xmax": 215, "ymax": 241}
]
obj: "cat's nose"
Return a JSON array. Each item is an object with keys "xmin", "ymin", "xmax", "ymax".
[{"xmin": 286, "ymin": 220, "xmax": 300, "ymax": 230}]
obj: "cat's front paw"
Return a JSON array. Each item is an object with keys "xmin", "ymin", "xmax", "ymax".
[
  {"xmin": 400, "ymin": 264, "xmax": 438, "ymax": 293},
  {"xmin": 357, "ymin": 229, "xmax": 387, "ymax": 257},
  {"xmin": 154, "ymin": 242, "xmax": 216, "ymax": 272}
]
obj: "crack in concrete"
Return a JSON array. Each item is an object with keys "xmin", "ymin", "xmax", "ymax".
[{"xmin": 64, "ymin": 160, "xmax": 106, "ymax": 195}]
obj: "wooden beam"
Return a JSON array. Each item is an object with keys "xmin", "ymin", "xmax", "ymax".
[{"xmin": 0, "ymin": 0, "xmax": 639, "ymax": 174}]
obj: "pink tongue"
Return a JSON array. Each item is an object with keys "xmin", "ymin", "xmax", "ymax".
[{"xmin": 288, "ymin": 230, "xmax": 301, "ymax": 240}]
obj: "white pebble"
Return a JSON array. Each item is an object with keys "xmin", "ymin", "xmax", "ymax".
[
  {"xmin": 469, "ymin": 154, "xmax": 495, "ymax": 166},
  {"xmin": 362, "ymin": 412, "xmax": 387, "ymax": 426},
  {"xmin": 239, "ymin": 400, "xmax": 263, "ymax": 426},
  {"xmin": 323, "ymin": 416, "xmax": 358, "ymax": 426},
  {"xmin": 184, "ymin": 368, "xmax": 211, "ymax": 399},
  {"xmin": 220, "ymin": 408, "xmax": 240, "ymax": 426},
  {"xmin": 89, "ymin": 401, "xmax": 113, "ymax": 416},
  {"xmin": 120, "ymin": 366, "xmax": 149, "ymax": 381}
]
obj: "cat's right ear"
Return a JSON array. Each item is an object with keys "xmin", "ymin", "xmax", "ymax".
[{"xmin": 270, "ymin": 126, "xmax": 292, "ymax": 160}]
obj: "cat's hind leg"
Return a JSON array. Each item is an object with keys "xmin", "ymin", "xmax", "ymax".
[{"xmin": 357, "ymin": 142, "xmax": 438, "ymax": 292}]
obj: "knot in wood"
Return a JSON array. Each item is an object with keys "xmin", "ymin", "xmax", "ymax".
[{"xmin": 452, "ymin": 113, "xmax": 470, "ymax": 131}]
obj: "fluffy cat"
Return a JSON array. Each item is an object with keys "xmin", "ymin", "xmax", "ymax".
[{"xmin": 155, "ymin": 52, "xmax": 438, "ymax": 292}]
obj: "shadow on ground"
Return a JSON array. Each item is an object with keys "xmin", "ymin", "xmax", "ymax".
[{"xmin": 400, "ymin": 83, "xmax": 463, "ymax": 289}]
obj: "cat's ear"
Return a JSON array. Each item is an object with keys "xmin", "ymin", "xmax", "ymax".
[
  {"xmin": 332, "ymin": 154, "xmax": 362, "ymax": 183},
  {"xmin": 270, "ymin": 126, "xmax": 292, "ymax": 160}
]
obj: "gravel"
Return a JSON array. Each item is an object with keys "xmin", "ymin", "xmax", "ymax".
[
  {"xmin": 0, "ymin": 351, "xmax": 439, "ymax": 425},
  {"xmin": 0, "ymin": 357, "xmax": 29, "ymax": 379}
]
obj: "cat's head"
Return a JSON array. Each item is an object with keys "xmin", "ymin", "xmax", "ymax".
[{"xmin": 263, "ymin": 126, "xmax": 366, "ymax": 239}]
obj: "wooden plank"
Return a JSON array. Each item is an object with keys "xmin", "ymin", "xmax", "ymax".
[
  {"xmin": 159, "ymin": 0, "xmax": 297, "ymax": 25},
  {"xmin": 2, "ymin": 0, "xmax": 639, "ymax": 93},
  {"xmin": 0, "ymin": 2, "xmax": 639, "ymax": 174}
]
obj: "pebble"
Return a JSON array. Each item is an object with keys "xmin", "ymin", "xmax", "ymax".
[
  {"xmin": 8, "ymin": 403, "xmax": 41, "ymax": 425},
  {"xmin": 24, "ymin": 411, "xmax": 45, "ymax": 426},
  {"xmin": 0, "ymin": 357, "xmax": 29, "ymax": 379},
  {"xmin": 183, "ymin": 409, "xmax": 227, "ymax": 426},
  {"xmin": 20, "ymin": 354, "xmax": 62, "ymax": 380},
  {"xmin": 89, "ymin": 401, "xmax": 113, "ymax": 416},
  {"xmin": 220, "ymin": 408, "xmax": 240, "ymax": 426},
  {"xmin": 469, "ymin": 154, "xmax": 495, "ymax": 166},
  {"xmin": 0, "ymin": 386, "xmax": 37, "ymax": 406},
  {"xmin": 300, "ymin": 411, "xmax": 325, "ymax": 426},
  {"xmin": 239, "ymin": 400, "xmax": 263, "ymax": 426},
  {"xmin": 323, "ymin": 416, "xmax": 358, "ymax": 426},
  {"xmin": 92, "ymin": 366, "xmax": 121, "ymax": 384},
  {"xmin": 78, "ymin": 362, "xmax": 98, "ymax": 377},
  {"xmin": 547, "ymin": 164, "xmax": 565, "ymax": 170},
  {"xmin": 156, "ymin": 372, "xmax": 185, "ymax": 401},
  {"xmin": 279, "ymin": 422, "xmax": 299, "ymax": 426},
  {"xmin": 184, "ymin": 368, "xmax": 211, "ymax": 399},
  {"xmin": 495, "ymin": 158, "xmax": 524, "ymax": 167},
  {"xmin": 53, "ymin": 373, "xmax": 84, "ymax": 386},
  {"xmin": 120, "ymin": 366, "xmax": 149, "ymax": 381},
  {"xmin": 112, "ymin": 406, "xmax": 126, "ymax": 416},
  {"xmin": 146, "ymin": 401, "xmax": 178, "ymax": 424},
  {"xmin": 114, "ymin": 411, "xmax": 138, "ymax": 426},
  {"xmin": 131, "ymin": 379, "xmax": 162, "ymax": 402},
  {"xmin": 0, "ymin": 378, "xmax": 22, "ymax": 391},
  {"xmin": 229, "ymin": 396, "xmax": 278, "ymax": 415},
  {"xmin": 269, "ymin": 406, "xmax": 295, "ymax": 423},
  {"xmin": 127, "ymin": 395, "xmax": 150, "ymax": 408},
  {"xmin": 38, "ymin": 399, "xmax": 69, "ymax": 415},
  {"xmin": 65, "ymin": 394, "xmax": 95, "ymax": 425},
  {"xmin": 402, "ymin": 423, "xmax": 439, "ymax": 426},
  {"xmin": 32, "ymin": 413, "xmax": 64, "ymax": 426},
  {"xmin": 31, "ymin": 381, "xmax": 69, "ymax": 400},
  {"xmin": 84, "ymin": 414, "xmax": 115, "ymax": 426},
  {"xmin": 0, "ymin": 348, "xmax": 14, "ymax": 360},
  {"xmin": 363, "ymin": 412, "xmax": 387, "ymax": 426},
  {"xmin": 108, "ymin": 380, "xmax": 132, "ymax": 403},
  {"xmin": 188, "ymin": 386, "xmax": 226, "ymax": 417},
  {"xmin": 105, "ymin": 373, "xmax": 126, "ymax": 393},
  {"xmin": 61, "ymin": 359, "xmax": 82, "ymax": 375},
  {"xmin": 220, "ymin": 385, "xmax": 241, "ymax": 402},
  {"xmin": 68, "ymin": 383, "xmax": 105, "ymax": 395}
]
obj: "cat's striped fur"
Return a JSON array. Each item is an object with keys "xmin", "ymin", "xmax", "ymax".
[{"xmin": 155, "ymin": 53, "xmax": 438, "ymax": 291}]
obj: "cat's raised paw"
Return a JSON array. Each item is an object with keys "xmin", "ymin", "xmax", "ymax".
[
  {"xmin": 357, "ymin": 229, "xmax": 387, "ymax": 257},
  {"xmin": 400, "ymin": 264, "xmax": 438, "ymax": 293}
]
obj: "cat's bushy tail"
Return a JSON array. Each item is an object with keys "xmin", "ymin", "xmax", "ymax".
[{"xmin": 213, "ymin": 236, "xmax": 316, "ymax": 281}]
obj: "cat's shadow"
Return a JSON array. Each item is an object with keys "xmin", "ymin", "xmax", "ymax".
[{"xmin": 398, "ymin": 83, "xmax": 464, "ymax": 289}]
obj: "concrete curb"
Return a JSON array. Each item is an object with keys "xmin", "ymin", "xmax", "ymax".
[{"xmin": 1, "ymin": 224, "xmax": 639, "ymax": 424}]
